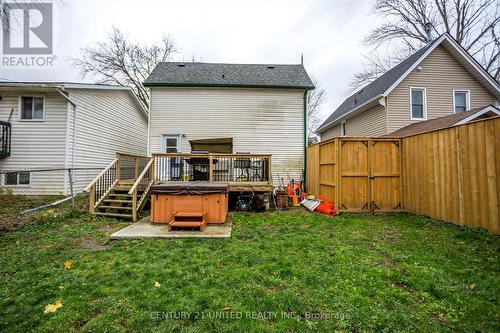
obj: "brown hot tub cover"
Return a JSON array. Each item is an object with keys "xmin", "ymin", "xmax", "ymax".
[{"xmin": 151, "ymin": 182, "xmax": 229, "ymax": 195}]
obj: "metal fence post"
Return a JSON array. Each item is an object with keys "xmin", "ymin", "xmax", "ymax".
[{"xmin": 68, "ymin": 168, "xmax": 75, "ymax": 210}]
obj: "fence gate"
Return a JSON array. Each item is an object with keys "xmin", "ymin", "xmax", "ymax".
[{"xmin": 336, "ymin": 138, "xmax": 402, "ymax": 212}]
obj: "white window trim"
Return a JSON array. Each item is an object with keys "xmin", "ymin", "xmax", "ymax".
[
  {"xmin": 340, "ymin": 120, "xmax": 347, "ymax": 137},
  {"xmin": 453, "ymin": 89, "xmax": 471, "ymax": 114},
  {"xmin": 2, "ymin": 172, "xmax": 31, "ymax": 187},
  {"xmin": 409, "ymin": 87, "xmax": 427, "ymax": 120},
  {"xmin": 161, "ymin": 134, "xmax": 182, "ymax": 153},
  {"xmin": 18, "ymin": 96, "xmax": 46, "ymax": 122}
]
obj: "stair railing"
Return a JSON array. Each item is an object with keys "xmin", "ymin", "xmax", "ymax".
[
  {"xmin": 128, "ymin": 158, "xmax": 154, "ymax": 221},
  {"xmin": 84, "ymin": 159, "xmax": 118, "ymax": 213}
]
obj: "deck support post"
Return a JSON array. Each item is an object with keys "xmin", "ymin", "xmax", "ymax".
[
  {"xmin": 134, "ymin": 157, "xmax": 139, "ymax": 179},
  {"xmin": 89, "ymin": 184, "xmax": 96, "ymax": 214},
  {"xmin": 116, "ymin": 153, "xmax": 121, "ymax": 181},
  {"xmin": 209, "ymin": 154, "xmax": 214, "ymax": 182},
  {"xmin": 132, "ymin": 189, "xmax": 138, "ymax": 222}
]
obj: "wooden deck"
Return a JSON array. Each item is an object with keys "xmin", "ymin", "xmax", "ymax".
[{"xmin": 85, "ymin": 152, "xmax": 274, "ymax": 221}]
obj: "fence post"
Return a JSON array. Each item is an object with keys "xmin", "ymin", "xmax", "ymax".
[
  {"xmin": 267, "ymin": 155, "xmax": 272, "ymax": 184},
  {"xmin": 132, "ymin": 189, "xmax": 137, "ymax": 221},
  {"xmin": 89, "ymin": 183, "xmax": 96, "ymax": 213},
  {"xmin": 68, "ymin": 169, "xmax": 75, "ymax": 210},
  {"xmin": 209, "ymin": 154, "xmax": 214, "ymax": 182}
]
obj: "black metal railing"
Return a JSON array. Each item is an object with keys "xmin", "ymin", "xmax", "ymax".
[
  {"xmin": 0, "ymin": 121, "xmax": 11, "ymax": 158},
  {"xmin": 152, "ymin": 153, "xmax": 271, "ymax": 183}
]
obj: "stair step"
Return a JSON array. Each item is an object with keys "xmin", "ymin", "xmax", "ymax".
[
  {"xmin": 103, "ymin": 199, "xmax": 132, "ymax": 204},
  {"xmin": 98, "ymin": 205, "xmax": 133, "ymax": 210},
  {"xmin": 174, "ymin": 212, "xmax": 204, "ymax": 218},
  {"xmin": 169, "ymin": 221, "xmax": 204, "ymax": 228},
  {"xmin": 108, "ymin": 193, "xmax": 132, "ymax": 197},
  {"xmin": 94, "ymin": 212, "xmax": 132, "ymax": 218}
]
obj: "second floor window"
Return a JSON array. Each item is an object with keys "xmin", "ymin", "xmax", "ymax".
[
  {"xmin": 20, "ymin": 96, "xmax": 44, "ymax": 120},
  {"xmin": 410, "ymin": 88, "xmax": 426, "ymax": 120},
  {"xmin": 454, "ymin": 90, "xmax": 470, "ymax": 113}
]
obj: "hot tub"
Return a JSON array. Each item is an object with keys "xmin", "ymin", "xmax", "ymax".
[{"xmin": 150, "ymin": 182, "xmax": 228, "ymax": 225}]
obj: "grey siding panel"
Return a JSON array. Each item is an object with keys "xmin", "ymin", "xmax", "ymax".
[
  {"xmin": 149, "ymin": 87, "xmax": 305, "ymax": 184},
  {"xmin": 0, "ymin": 92, "xmax": 68, "ymax": 195},
  {"xmin": 320, "ymin": 124, "xmax": 341, "ymax": 141},
  {"xmin": 319, "ymin": 104, "xmax": 386, "ymax": 139},
  {"xmin": 345, "ymin": 104, "xmax": 387, "ymax": 136},
  {"xmin": 69, "ymin": 89, "xmax": 148, "ymax": 192},
  {"xmin": 387, "ymin": 45, "xmax": 497, "ymax": 133}
]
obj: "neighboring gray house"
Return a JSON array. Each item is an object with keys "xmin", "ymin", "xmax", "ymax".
[
  {"xmin": 0, "ymin": 82, "xmax": 148, "ymax": 195},
  {"xmin": 317, "ymin": 33, "xmax": 500, "ymax": 139},
  {"xmin": 144, "ymin": 62, "xmax": 314, "ymax": 184}
]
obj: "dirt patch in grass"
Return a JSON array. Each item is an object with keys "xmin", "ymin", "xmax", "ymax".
[
  {"xmin": 79, "ymin": 238, "xmax": 112, "ymax": 251},
  {"xmin": 0, "ymin": 216, "xmax": 33, "ymax": 232}
]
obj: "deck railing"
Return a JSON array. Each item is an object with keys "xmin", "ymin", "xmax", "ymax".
[
  {"xmin": 85, "ymin": 153, "xmax": 153, "ymax": 219},
  {"xmin": 84, "ymin": 158, "xmax": 118, "ymax": 213},
  {"xmin": 0, "ymin": 121, "xmax": 11, "ymax": 159},
  {"xmin": 128, "ymin": 158, "xmax": 154, "ymax": 221},
  {"xmin": 152, "ymin": 153, "xmax": 272, "ymax": 184}
]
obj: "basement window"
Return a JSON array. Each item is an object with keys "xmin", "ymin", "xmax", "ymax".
[{"xmin": 4, "ymin": 172, "xmax": 30, "ymax": 186}]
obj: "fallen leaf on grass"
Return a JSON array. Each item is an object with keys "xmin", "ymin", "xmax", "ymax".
[
  {"xmin": 154, "ymin": 281, "xmax": 161, "ymax": 288},
  {"xmin": 468, "ymin": 284, "xmax": 476, "ymax": 290},
  {"xmin": 43, "ymin": 300, "xmax": 62, "ymax": 313},
  {"xmin": 63, "ymin": 261, "xmax": 72, "ymax": 269}
]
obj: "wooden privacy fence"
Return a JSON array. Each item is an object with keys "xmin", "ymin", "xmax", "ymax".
[
  {"xmin": 307, "ymin": 137, "xmax": 402, "ymax": 213},
  {"xmin": 307, "ymin": 117, "xmax": 500, "ymax": 234}
]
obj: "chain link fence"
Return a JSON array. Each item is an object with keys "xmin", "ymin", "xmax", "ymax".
[{"xmin": 0, "ymin": 166, "xmax": 104, "ymax": 212}]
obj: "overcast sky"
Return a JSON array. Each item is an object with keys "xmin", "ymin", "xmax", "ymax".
[{"xmin": 1, "ymin": 0, "xmax": 380, "ymax": 121}]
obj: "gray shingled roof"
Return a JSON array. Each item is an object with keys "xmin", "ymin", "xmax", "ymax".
[
  {"xmin": 144, "ymin": 62, "xmax": 315, "ymax": 89},
  {"xmin": 317, "ymin": 37, "xmax": 443, "ymax": 132}
]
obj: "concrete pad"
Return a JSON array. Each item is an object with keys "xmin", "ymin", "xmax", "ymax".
[{"xmin": 110, "ymin": 215, "xmax": 232, "ymax": 239}]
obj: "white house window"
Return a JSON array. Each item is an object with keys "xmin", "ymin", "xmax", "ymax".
[
  {"xmin": 20, "ymin": 96, "xmax": 44, "ymax": 120},
  {"xmin": 454, "ymin": 90, "xmax": 470, "ymax": 113},
  {"xmin": 341, "ymin": 120, "xmax": 347, "ymax": 136},
  {"xmin": 4, "ymin": 172, "xmax": 30, "ymax": 186},
  {"xmin": 410, "ymin": 88, "xmax": 426, "ymax": 120},
  {"xmin": 162, "ymin": 135, "xmax": 181, "ymax": 153}
]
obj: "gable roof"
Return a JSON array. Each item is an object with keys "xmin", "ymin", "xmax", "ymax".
[
  {"xmin": 316, "ymin": 33, "xmax": 500, "ymax": 133},
  {"xmin": 144, "ymin": 62, "xmax": 315, "ymax": 90},
  {"xmin": 382, "ymin": 105, "xmax": 500, "ymax": 137},
  {"xmin": 0, "ymin": 81, "xmax": 148, "ymax": 117}
]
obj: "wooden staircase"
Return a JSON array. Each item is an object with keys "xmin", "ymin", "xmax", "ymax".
[
  {"xmin": 85, "ymin": 153, "xmax": 154, "ymax": 221},
  {"xmin": 94, "ymin": 181, "xmax": 143, "ymax": 219},
  {"xmin": 168, "ymin": 211, "xmax": 207, "ymax": 231}
]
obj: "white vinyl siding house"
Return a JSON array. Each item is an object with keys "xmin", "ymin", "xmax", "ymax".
[
  {"xmin": 0, "ymin": 83, "xmax": 148, "ymax": 195},
  {"xmin": 144, "ymin": 62, "xmax": 314, "ymax": 186},
  {"xmin": 148, "ymin": 87, "xmax": 305, "ymax": 183}
]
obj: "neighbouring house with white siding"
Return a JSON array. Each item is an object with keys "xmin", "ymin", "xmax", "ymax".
[
  {"xmin": 316, "ymin": 33, "xmax": 500, "ymax": 139},
  {"xmin": 144, "ymin": 62, "xmax": 314, "ymax": 185},
  {"xmin": 0, "ymin": 82, "xmax": 148, "ymax": 195}
]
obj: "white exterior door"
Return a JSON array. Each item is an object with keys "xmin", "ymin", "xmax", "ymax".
[{"xmin": 160, "ymin": 135, "xmax": 182, "ymax": 180}]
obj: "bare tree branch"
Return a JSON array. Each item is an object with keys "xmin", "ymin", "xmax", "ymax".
[
  {"xmin": 307, "ymin": 78, "xmax": 327, "ymax": 144},
  {"xmin": 74, "ymin": 28, "xmax": 178, "ymax": 108},
  {"xmin": 353, "ymin": 0, "xmax": 499, "ymax": 91}
]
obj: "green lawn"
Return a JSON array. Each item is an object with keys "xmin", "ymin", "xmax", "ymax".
[{"xmin": 1, "ymin": 196, "xmax": 499, "ymax": 332}]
